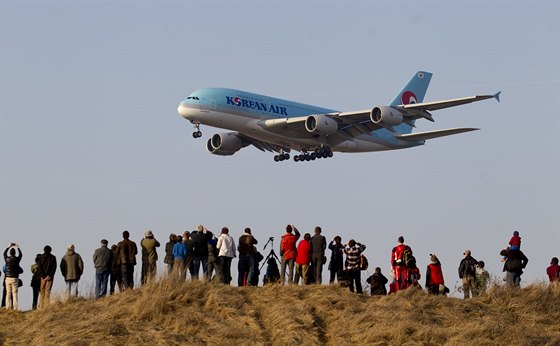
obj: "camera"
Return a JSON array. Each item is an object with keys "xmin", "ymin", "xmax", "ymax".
[{"xmin": 269, "ymin": 237, "xmax": 274, "ymax": 241}]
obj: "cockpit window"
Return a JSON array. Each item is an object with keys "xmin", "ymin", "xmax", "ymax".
[{"xmin": 186, "ymin": 96, "xmax": 200, "ymax": 100}]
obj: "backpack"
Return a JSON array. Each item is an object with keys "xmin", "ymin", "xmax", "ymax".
[
  {"xmin": 359, "ymin": 254, "xmax": 369, "ymax": 271},
  {"xmin": 402, "ymin": 247, "xmax": 416, "ymax": 268}
]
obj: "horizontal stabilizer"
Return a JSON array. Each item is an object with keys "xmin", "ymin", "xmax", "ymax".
[{"xmin": 394, "ymin": 128, "xmax": 479, "ymax": 141}]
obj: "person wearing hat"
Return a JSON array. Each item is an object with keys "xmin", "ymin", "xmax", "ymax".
[
  {"xmin": 140, "ymin": 230, "xmax": 160, "ymax": 285},
  {"xmin": 60, "ymin": 244, "xmax": 84, "ymax": 299},
  {"xmin": 93, "ymin": 239, "xmax": 112, "ymax": 298},
  {"xmin": 458, "ymin": 249, "xmax": 478, "ymax": 298}
]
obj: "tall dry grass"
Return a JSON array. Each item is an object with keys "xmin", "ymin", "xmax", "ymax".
[{"xmin": 0, "ymin": 279, "xmax": 559, "ymax": 345}]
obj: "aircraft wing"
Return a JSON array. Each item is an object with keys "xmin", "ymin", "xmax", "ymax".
[
  {"xmin": 258, "ymin": 92, "xmax": 499, "ymax": 140},
  {"xmin": 394, "ymin": 128, "xmax": 479, "ymax": 141},
  {"xmin": 402, "ymin": 92, "xmax": 501, "ymax": 111}
]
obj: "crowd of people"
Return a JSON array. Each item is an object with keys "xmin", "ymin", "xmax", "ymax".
[{"xmin": 2, "ymin": 228, "xmax": 559, "ymax": 310}]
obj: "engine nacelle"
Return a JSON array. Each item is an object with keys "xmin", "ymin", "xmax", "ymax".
[
  {"xmin": 370, "ymin": 106, "xmax": 404, "ymax": 126},
  {"xmin": 206, "ymin": 132, "xmax": 243, "ymax": 156},
  {"xmin": 305, "ymin": 114, "xmax": 338, "ymax": 135}
]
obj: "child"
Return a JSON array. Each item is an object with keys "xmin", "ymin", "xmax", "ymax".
[
  {"xmin": 509, "ymin": 231, "xmax": 521, "ymax": 250},
  {"xmin": 503, "ymin": 231, "xmax": 521, "ymax": 262}
]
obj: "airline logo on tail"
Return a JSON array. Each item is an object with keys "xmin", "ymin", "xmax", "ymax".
[{"xmin": 401, "ymin": 91, "xmax": 418, "ymax": 105}]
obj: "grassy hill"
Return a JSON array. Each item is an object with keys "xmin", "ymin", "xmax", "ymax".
[{"xmin": 1, "ymin": 279, "xmax": 559, "ymax": 345}]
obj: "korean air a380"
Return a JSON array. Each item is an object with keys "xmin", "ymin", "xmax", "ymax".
[{"xmin": 177, "ymin": 71, "xmax": 500, "ymax": 162}]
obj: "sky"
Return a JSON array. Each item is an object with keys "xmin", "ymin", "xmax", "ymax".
[{"xmin": 1, "ymin": 1, "xmax": 558, "ymax": 310}]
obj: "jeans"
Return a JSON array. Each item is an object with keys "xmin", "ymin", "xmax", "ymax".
[
  {"xmin": 238, "ymin": 254, "xmax": 253, "ymax": 286},
  {"xmin": 506, "ymin": 271, "xmax": 521, "ymax": 287},
  {"xmin": 280, "ymin": 257, "xmax": 295, "ymax": 284},
  {"xmin": 95, "ymin": 268, "xmax": 110, "ymax": 298},
  {"xmin": 294, "ymin": 264, "xmax": 310, "ymax": 285},
  {"xmin": 65, "ymin": 280, "xmax": 79, "ymax": 298},
  {"xmin": 192, "ymin": 256, "xmax": 208, "ymax": 280}
]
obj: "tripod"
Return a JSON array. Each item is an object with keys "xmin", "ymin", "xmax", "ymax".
[{"xmin": 260, "ymin": 237, "xmax": 280, "ymax": 272}]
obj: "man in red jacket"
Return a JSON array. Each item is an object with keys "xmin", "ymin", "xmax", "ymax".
[
  {"xmin": 391, "ymin": 236, "xmax": 413, "ymax": 292},
  {"xmin": 547, "ymin": 257, "xmax": 559, "ymax": 283},
  {"xmin": 294, "ymin": 233, "xmax": 312, "ymax": 285},
  {"xmin": 280, "ymin": 224, "xmax": 300, "ymax": 285}
]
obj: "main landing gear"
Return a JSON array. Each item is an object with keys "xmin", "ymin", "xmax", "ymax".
[
  {"xmin": 273, "ymin": 152, "xmax": 290, "ymax": 162},
  {"xmin": 192, "ymin": 123, "xmax": 202, "ymax": 138},
  {"xmin": 293, "ymin": 147, "xmax": 334, "ymax": 162}
]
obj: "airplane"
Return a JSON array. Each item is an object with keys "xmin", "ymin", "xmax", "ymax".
[{"xmin": 177, "ymin": 71, "xmax": 500, "ymax": 162}]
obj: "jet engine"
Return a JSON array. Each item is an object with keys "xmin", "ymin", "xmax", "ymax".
[
  {"xmin": 370, "ymin": 106, "xmax": 404, "ymax": 126},
  {"xmin": 206, "ymin": 132, "xmax": 243, "ymax": 156},
  {"xmin": 305, "ymin": 114, "xmax": 338, "ymax": 135}
]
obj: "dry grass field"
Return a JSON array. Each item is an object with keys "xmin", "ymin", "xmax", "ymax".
[{"xmin": 0, "ymin": 279, "xmax": 559, "ymax": 345}]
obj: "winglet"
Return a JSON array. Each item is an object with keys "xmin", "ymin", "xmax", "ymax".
[{"xmin": 493, "ymin": 91, "xmax": 501, "ymax": 102}]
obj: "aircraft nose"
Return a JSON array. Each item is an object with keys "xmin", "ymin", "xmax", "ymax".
[{"xmin": 177, "ymin": 102, "xmax": 190, "ymax": 118}]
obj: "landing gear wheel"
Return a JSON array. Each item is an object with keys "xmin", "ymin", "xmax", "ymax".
[
  {"xmin": 283, "ymin": 153, "xmax": 290, "ymax": 160},
  {"xmin": 298, "ymin": 154, "xmax": 305, "ymax": 161},
  {"xmin": 294, "ymin": 155, "xmax": 300, "ymax": 162},
  {"xmin": 328, "ymin": 151, "xmax": 334, "ymax": 158},
  {"xmin": 192, "ymin": 131, "xmax": 202, "ymax": 138},
  {"xmin": 310, "ymin": 152, "xmax": 317, "ymax": 160},
  {"xmin": 274, "ymin": 155, "xmax": 280, "ymax": 162}
]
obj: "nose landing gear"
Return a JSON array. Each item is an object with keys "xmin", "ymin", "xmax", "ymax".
[{"xmin": 192, "ymin": 122, "xmax": 202, "ymax": 138}]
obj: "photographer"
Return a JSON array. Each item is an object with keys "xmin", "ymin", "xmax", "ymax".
[
  {"xmin": 343, "ymin": 239, "xmax": 366, "ymax": 294},
  {"xmin": 4, "ymin": 242, "xmax": 23, "ymax": 310}
]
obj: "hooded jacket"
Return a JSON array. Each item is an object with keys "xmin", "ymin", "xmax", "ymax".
[{"xmin": 280, "ymin": 229, "xmax": 300, "ymax": 260}]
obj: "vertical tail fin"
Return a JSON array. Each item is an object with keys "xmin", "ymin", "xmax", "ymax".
[
  {"xmin": 390, "ymin": 71, "xmax": 432, "ymax": 106},
  {"xmin": 390, "ymin": 71, "xmax": 432, "ymax": 134}
]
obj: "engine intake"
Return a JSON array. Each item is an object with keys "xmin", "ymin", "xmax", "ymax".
[
  {"xmin": 370, "ymin": 106, "xmax": 404, "ymax": 126},
  {"xmin": 305, "ymin": 114, "xmax": 338, "ymax": 135},
  {"xmin": 206, "ymin": 132, "xmax": 243, "ymax": 156}
]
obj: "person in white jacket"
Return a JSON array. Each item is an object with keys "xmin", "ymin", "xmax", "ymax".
[{"xmin": 216, "ymin": 227, "xmax": 237, "ymax": 285}]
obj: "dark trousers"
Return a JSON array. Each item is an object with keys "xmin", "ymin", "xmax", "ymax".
[
  {"xmin": 220, "ymin": 256, "xmax": 233, "ymax": 284},
  {"xmin": 32, "ymin": 285, "xmax": 40, "ymax": 309},
  {"xmin": 329, "ymin": 269, "xmax": 343, "ymax": 283},
  {"xmin": 121, "ymin": 264, "xmax": 135, "ymax": 289},
  {"xmin": 348, "ymin": 269, "xmax": 362, "ymax": 294}
]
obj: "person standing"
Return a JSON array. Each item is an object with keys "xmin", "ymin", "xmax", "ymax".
[
  {"xmin": 294, "ymin": 233, "xmax": 312, "ymax": 285},
  {"xmin": 4, "ymin": 243, "xmax": 22, "ymax": 310},
  {"xmin": 30, "ymin": 254, "xmax": 41, "ymax": 309},
  {"xmin": 140, "ymin": 230, "xmax": 160, "ymax": 285},
  {"xmin": 60, "ymin": 244, "xmax": 84, "ymax": 298},
  {"xmin": 183, "ymin": 231, "xmax": 195, "ymax": 280},
  {"xmin": 476, "ymin": 261, "xmax": 490, "ymax": 293},
  {"xmin": 238, "ymin": 228, "xmax": 258, "ymax": 287},
  {"xmin": 190, "ymin": 225, "xmax": 213, "ymax": 280},
  {"xmin": 217, "ymin": 227, "xmax": 236, "ymax": 285},
  {"xmin": 425, "ymin": 254, "xmax": 446, "ymax": 295},
  {"xmin": 391, "ymin": 236, "xmax": 413, "ymax": 292},
  {"xmin": 458, "ymin": 250, "xmax": 478, "ymax": 298},
  {"xmin": 280, "ymin": 225, "xmax": 300, "ymax": 285},
  {"xmin": 367, "ymin": 267, "xmax": 388, "ymax": 295},
  {"xmin": 109, "ymin": 244, "xmax": 122, "ymax": 294},
  {"xmin": 164, "ymin": 233, "xmax": 177, "ymax": 274},
  {"xmin": 546, "ymin": 257, "xmax": 560, "ymax": 283},
  {"xmin": 500, "ymin": 247, "xmax": 528, "ymax": 288},
  {"xmin": 344, "ymin": 239, "xmax": 366, "ymax": 294},
  {"xmin": 311, "ymin": 226, "xmax": 327, "ymax": 284},
  {"xmin": 117, "ymin": 230, "xmax": 138, "ymax": 290},
  {"xmin": 38, "ymin": 245, "xmax": 57, "ymax": 308},
  {"xmin": 328, "ymin": 236, "xmax": 344, "ymax": 284},
  {"xmin": 93, "ymin": 239, "xmax": 112, "ymax": 298},
  {"xmin": 173, "ymin": 235, "xmax": 187, "ymax": 280}
]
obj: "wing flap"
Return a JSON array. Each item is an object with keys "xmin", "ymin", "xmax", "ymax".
[{"xmin": 394, "ymin": 128, "xmax": 479, "ymax": 141}]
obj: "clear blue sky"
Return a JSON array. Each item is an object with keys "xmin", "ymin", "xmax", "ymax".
[{"xmin": 1, "ymin": 1, "xmax": 558, "ymax": 309}]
